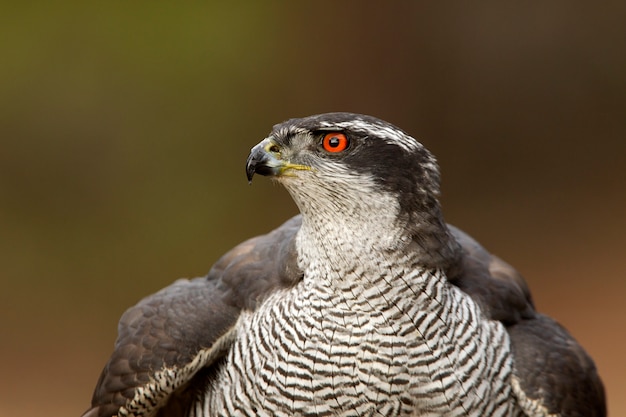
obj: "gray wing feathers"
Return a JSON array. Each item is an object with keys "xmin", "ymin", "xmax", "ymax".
[
  {"xmin": 447, "ymin": 224, "xmax": 535, "ymax": 324},
  {"xmin": 449, "ymin": 225, "xmax": 606, "ymax": 416},
  {"xmin": 83, "ymin": 216, "xmax": 302, "ymax": 417},
  {"xmin": 508, "ymin": 315, "xmax": 606, "ymax": 417},
  {"xmin": 84, "ymin": 278, "xmax": 239, "ymax": 417},
  {"xmin": 209, "ymin": 215, "xmax": 302, "ymax": 311}
]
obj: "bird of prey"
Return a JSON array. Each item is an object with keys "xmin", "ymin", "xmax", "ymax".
[{"xmin": 83, "ymin": 113, "xmax": 605, "ymax": 417}]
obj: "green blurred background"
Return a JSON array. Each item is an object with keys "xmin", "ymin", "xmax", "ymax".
[{"xmin": 1, "ymin": 2, "xmax": 624, "ymax": 416}]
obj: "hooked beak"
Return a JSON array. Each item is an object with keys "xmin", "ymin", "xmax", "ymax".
[{"xmin": 246, "ymin": 138, "xmax": 311, "ymax": 183}]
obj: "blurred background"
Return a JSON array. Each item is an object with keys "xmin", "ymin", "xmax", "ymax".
[{"xmin": 0, "ymin": 2, "xmax": 624, "ymax": 416}]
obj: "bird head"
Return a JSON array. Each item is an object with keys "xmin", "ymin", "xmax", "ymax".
[{"xmin": 246, "ymin": 113, "xmax": 457, "ymax": 267}]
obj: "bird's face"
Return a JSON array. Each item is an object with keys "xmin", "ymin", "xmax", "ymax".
[
  {"xmin": 246, "ymin": 113, "xmax": 441, "ymax": 223},
  {"xmin": 247, "ymin": 113, "xmax": 455, "ymax": 267}
]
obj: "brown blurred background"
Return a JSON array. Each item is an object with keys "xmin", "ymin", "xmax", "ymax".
[{"xmin": 0, "ymin": 2, "xmax": 624, "ymax": 416}]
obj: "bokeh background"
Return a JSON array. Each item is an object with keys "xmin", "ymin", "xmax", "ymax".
[{"xmin": 1, "ymin": 2, "xmax": 624, "ymax": 416}]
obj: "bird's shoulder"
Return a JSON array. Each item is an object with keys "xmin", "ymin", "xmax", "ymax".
[
  {"xmin": 82, "ymin": 216, "xmax": 303, "ymax": 417},
  {"xmin": 446, "ymin": 224, "xmax": 536, "ymax": 324},
  {"xmin": 448, "ymin": 225, "xmax": 606, "ymax": 416}
]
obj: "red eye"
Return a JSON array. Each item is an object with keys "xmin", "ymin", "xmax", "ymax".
[{"xmin": 322, "ymin": 132, "xmax": 349, "ymax": 153}]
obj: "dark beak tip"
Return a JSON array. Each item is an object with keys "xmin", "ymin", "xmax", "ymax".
[
  {"xmin": 245, "ymin": 164, "xmax": 255, "ymax": 183},
  {"xmin": 246, "ymin": 141, "xmax": 279, "ymax": 183},
  {"xmin": 245, "ymin": 151, "xmax": 258, "ymax": 183}
]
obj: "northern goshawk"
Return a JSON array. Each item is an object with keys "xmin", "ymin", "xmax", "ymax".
[{"xmin": 83, "ymin": 113, "xmax": 606, "ymax": 416}]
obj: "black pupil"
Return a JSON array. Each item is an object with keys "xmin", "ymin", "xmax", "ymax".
[{"xmin": 328, "ymin": 136, "xmax": 340, "ymax": 147}]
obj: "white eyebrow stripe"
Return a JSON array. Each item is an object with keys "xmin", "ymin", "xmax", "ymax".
[{"xmin": 319, "ymin": 119, "xmax": 421, "ymax": 152}]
